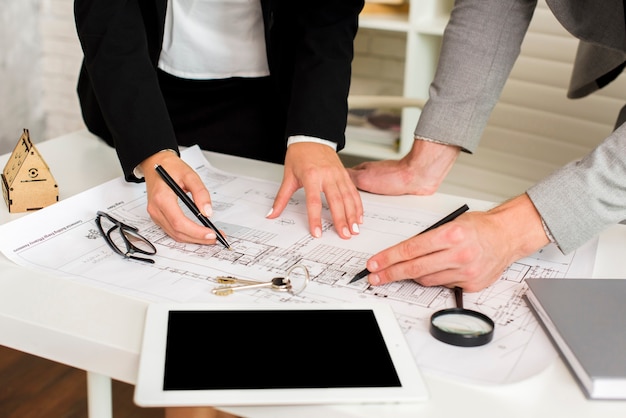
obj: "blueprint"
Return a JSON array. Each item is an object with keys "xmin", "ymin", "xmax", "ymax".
[{"xmin": 0, "ymin": 146, "xmax": 596, "ymax": 385}]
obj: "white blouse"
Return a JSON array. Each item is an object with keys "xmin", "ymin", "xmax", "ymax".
[{"xmin": 158, "ymin": 0, "xmax": 270, "ymax": 80}]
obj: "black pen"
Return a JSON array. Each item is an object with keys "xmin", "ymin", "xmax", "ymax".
[
  {"xmin": 154, "ymin": 164, "xmax": 231, "ymax": 250},
  {"xmin": 349, "ymin": 204, "xmax": 469, "ymax": 284}
]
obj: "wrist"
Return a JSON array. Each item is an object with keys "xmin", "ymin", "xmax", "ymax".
[
  {"xmin": 136, "ymin": 149, "xmax": 179, "ymax": 179},
  {"xmin": 486, "ymin": 194, "xmax": 551, "ymax": 259},
  {"xmin": 287, "ymin": 135, "xmax": 337, "ymax": 151},
  {"xmin": 403, "ymin": 138, "xmax": 460, "ymax": 194}
]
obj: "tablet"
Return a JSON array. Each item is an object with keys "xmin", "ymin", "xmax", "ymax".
[{"xmin": 134, "ymin": 303, "xmax": 428, "ymax": 407}]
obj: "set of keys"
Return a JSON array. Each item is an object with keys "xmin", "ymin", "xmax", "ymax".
[{"xmin": 211, "ymin": 264, "xmax": 310, "ymax": 297}]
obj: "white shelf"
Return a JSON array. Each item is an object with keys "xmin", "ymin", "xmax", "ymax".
[
  {"xmin": 359, "ymin": 14, "xmax": 449, "ymax": 35},
  {"xmin": 349, "ymin": 0, "xmax": 453, "ymax": 160},
  {"xmin": 359, "ymin": 14, "xmax": 410, "ymax": 32},
  {"xmin": 343, "ymin": 126, "xmax": 402, "ymax": 160},
  {"xmin": 413, "ymin": 15, "xmax": 449, "ymax": 35}
]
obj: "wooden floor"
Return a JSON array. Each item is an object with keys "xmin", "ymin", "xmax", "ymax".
[{"xmin": 0, "ymin": 345, "xmax": 164, "ymax": 418}]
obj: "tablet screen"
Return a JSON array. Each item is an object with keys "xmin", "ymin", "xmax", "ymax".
[
  {"xmin": 163, "ymin": 309, "xmax": 401, "ymax": 390},
  {"xmin": 135, "ymin": 303, "xmax": 428, "ymax": 406}
]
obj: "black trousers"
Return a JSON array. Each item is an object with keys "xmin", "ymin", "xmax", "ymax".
[{"xmin": 158, "ymin": 69, "xmax": 286, "ymax": 165}]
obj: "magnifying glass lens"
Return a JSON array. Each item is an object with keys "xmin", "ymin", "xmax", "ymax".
[
  {"xmin": 430, "ymin": 308, "xmax": 494, "ymax": 347},
  {"xmin": 431, "ymin": 312, "xmax": 493, "ymax": 335}
]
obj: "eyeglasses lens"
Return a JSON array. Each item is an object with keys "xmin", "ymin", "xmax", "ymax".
[{"xmin": 98, "ymin": 213, "xmax": 156, "ymax": 258}]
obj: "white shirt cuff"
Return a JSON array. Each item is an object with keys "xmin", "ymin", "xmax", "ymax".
[
  {"xmin": 133, "ymin": 149, "xmax": 178, "ymax": 179},
  {"xmin": 541, "ymin": 217, "xmax": 556, "ymax": 243},
  {"xmin": 414, "ymin": 135, "xmax": 450, "ymax": 145},
  {"xmin": 287, "ymin": 135, "xmax": 337, "ymax": 151}
]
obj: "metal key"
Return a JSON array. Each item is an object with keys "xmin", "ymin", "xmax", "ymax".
[
  {"xmin": 212, "ymin": 276, "xmax": 291, "ymax": 296},
  {"xmin": 216, "ymin": 276, "xmax": 262, "ymax": 286}
]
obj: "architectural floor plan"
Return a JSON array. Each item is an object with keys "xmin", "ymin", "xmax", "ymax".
[{"xmin": 0, "ymin": 146, "xmax": 596, "ymax": 385}]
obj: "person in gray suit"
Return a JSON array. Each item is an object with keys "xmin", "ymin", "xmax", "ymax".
[{"xmin": 348, "ymin": 0, "xmax": 626, "ymax": 292}]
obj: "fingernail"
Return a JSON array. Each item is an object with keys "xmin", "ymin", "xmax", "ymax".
[
  {"xmin": 369, "ymin": 273, "xmax": 380, "ymax": 286},
  {"xmin": 342, "ymin": 226, "xmax": 351, "ymax": 237},
  {"xmin": 351, "ymin": 223, "xmax": 360, "ymax": 234},
  {"xmin": 203, "ymin": 204, "xmax": 213, "ymax": 218},
  {"xmin": 369, "ymin": 261, "xmax": 378, "ymax": 271},
  {"xmin": 313, "ymin": 227, "xmax": 322, "ymax": 238},
  {"xmin": 359, "ymin": 215, "xmax": 364, "ymax": 224},
  {"xmin": 205, "ymin": 232, "xmax": 216, "ymax": 240},
  {"xmin": 266, "ymin": 207, "xmax": 273, "ymax": 218}
]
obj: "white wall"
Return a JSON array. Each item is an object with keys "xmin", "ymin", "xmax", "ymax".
[
  {"xmin": 0, "ymin": 0, "xmax": 83, "ymax": 155},
  {"xmin": 0, "ymin": 0, "xmax": 45, "ymax": 154},
  {"xmin": 40, "ymin": 0, "xmax": 84, "ymax": 140}
]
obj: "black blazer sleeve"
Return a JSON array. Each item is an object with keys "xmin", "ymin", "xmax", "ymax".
[
  {"xmin": 268, "ymin": 0, "xmax": 364, "ymax": 150},
  {"xmin": 74, "ymin": 0, "xmax": 177, "ymax": 182}
]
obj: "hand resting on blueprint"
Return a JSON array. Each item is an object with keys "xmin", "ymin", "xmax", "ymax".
[
  {"xmin": 361, "ymin": 194, "xmax": 551, "ymax": 292},
  {"xmin": 267, "ymin": 142, "xmax": 364, "ymax": 240},
  {"xmin": 139, "ymin": 142, "xmax": 364, "ymax": 245},
  {"xmin": 348, "ymin": 140, "xmax": 461, "ymax": 196}
]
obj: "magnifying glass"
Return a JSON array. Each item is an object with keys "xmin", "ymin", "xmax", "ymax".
[{"xmin": 430, "ymin": 286, "xmax": 494, "ymax": 347}]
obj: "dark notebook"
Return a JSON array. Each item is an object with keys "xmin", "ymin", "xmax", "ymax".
[{"xmin": 525, "ymin": 278, "xmax": 626, "ymax": 400}]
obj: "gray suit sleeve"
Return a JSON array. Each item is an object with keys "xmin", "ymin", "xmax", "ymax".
[
  {"xmin": 527, "ymin": 123, "xmax": 626, "ymax": 254},
  {"xmin": 414, "ymin": 0, "xmax": 537, "ymax": 152}
]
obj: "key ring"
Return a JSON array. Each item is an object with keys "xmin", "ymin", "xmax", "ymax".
[{"xmin": 282, "ymin": 263, "xmax": 310, "ymax": 295}]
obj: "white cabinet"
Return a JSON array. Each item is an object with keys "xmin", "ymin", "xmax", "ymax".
[{"xmin": 343, "ymin": 0, "xmax": 454, "ymax": 160}]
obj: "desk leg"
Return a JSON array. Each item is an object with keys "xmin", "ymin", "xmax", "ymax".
[{"xmin": 87, "ymin": 372, "xmax": 113, "ymax": 418}]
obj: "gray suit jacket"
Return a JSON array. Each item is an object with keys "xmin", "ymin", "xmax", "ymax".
[{"xmin": 415, "ymin": 0, "xmax": 626, "ymax": 254}]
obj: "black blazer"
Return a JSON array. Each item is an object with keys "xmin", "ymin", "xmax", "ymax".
[{"xmin": 74, "ymin": 0, "xmax": 363, "ymax": 181}]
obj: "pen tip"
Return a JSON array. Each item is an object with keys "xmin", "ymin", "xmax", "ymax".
[{"xmin": 350, "ymin": 269, "xmax": 369, "ymax": 283}]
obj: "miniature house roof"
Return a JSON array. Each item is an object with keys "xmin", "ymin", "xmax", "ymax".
[{"xmin": 1, "ymin": 129, "xmax": 58, "ymax": 212}]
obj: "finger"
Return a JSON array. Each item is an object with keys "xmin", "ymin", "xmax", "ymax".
[
  {"xmin": 368, "ymin": 227, "xmax": 485, "ymax": 288},
  {"xmin": 149, "ymin": 189, "xmax": 220, "ymax": 244},
  {"xmin": 366, "ymin": 232, "xmax": 441, "ymax": 276},
  {"xmin": 412, "ymin": 266, "xmax": 502, "ymax": 293},
  {"xmin": 342, "ymin": 176, "xmax": 364, "ymax": 230},
  {"xmin": 180, "ymin": 170, "xmax": 214, "ymax": 218},
  {"xmin": 367, "ymin": 248, "xmax": 451, "ymax": 286},
  {"xmin": 268, "ymin": 175, "xmax": 299, "ymax": 219},
  {"xmin": 301, "ymin": 177, "xmax": 324, "ymax": 238},
  {"xmin": 322, "ymin": 181, "xmax": 350, "ymax": 239}
]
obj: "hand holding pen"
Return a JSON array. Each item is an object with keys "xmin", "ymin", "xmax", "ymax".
[
  {"xmin": 155, "ymin": 164, "xmax": 230, "ymax": 249},
  {"xmin": 349, "ymin": 205, "xmax": 469, "ymax": 285},
  {"xmin": 136, "ymin": 151, "xmax": 229, "ymax": 247}
]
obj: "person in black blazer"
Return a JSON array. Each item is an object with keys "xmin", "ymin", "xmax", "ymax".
[{"xmin": 74, "ymin": 0, "xmax": 365, "ymax": 245}]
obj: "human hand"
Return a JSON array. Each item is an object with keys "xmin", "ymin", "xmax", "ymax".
[
  {"xmin": 140, "ymin": 151, "xmax": 221, "ymax": 245},
  {"xmin": 267, "ymin": 143, "xmax": 363, "ymax": 239},
  {"xmin": 348, "ymin": 139, "xmax": 461, "ymax": 195},
  {"xmin": 363, "ymin": 195, "xmax": 551, "ymax": 292}
]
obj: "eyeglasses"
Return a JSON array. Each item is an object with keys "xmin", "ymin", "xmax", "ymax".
[{"xmin": 95, "ymin": 211, "xmax": 156, "ymax": 264}]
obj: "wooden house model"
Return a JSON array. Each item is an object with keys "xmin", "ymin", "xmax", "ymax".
[{"xmin": 1, "ymin": 129, "xmax": 58, "ymax": 212}]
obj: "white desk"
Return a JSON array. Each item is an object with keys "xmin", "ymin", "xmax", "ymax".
[{"xmin": 1, "ymin": 131, "xmax": 626, "ymax": 418}]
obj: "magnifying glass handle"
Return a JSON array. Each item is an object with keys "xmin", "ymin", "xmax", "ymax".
[{"xmin": 454, "ymin": 286, "xmax": 464, "ymax": 309}]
